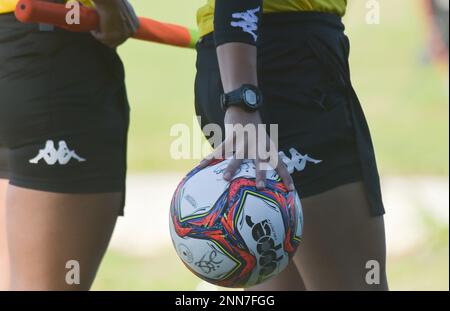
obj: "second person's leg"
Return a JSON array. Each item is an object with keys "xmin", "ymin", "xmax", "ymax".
[
  {"xmin": 7, "ymin": 186, "xmax": 121, "ymax": 291},
  {"xmin": 0, "ymin": 178, "xmax": 9, "ymax": 290}
]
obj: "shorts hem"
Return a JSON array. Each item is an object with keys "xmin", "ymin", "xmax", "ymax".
[
  {"xmin": 9, "ymin": 176, "xmax": 126, "ymax": 216},
  {"xmin": 294, "ymin": 164, "xmax": 385, "ymax": 217},
  {"xmin": 8, "ymin": 176, "xmax": 125, "ymax": 194}
]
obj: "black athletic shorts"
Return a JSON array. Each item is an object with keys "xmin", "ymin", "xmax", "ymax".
[
  {"xmin": 0, "ymin": 144, "xmax": 8, "ymax": 179},
  {"xmin": 195, "ymin": 12, "xmax": 385, "ymax": 216},
  {"xmin": 0, "ymin": 13, "xmax": 129, "ymax": 211}
]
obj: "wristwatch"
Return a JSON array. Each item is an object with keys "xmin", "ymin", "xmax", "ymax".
[{"xmin": 220, "ymin": 84, "xmax": 263, "ymax": 112}]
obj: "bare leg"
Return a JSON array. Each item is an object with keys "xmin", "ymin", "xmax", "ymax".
[
  {"xmin": 246, "ymin": 260, "xmax": 306, "ymax": 291},
  {"xmin": 0, "ymin": 179, "xmax": 8, "ymax": 290},
  {"xmin": 6, "ymin": 185, "xmax": 122, "ymax": 291},
  {"xmin": 293, "ymin": 182, "xmax": 388, "ymax": 291}
]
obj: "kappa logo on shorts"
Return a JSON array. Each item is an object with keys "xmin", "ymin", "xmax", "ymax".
[
  {"xmin": 231, "ymin": 7, "xmax": 261, "ymax": 42},
  {"xmin": 279, "ymin": 148, "xmax": 322, "ymax": 174},
  {"xmin": 29, "ymin": 140, "xmax": 86, "ymax": 165}
]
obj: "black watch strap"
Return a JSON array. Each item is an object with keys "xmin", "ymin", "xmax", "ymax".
[{"xmin": 221, "ymin": 84, "xmax": 263, "ymax": 112}]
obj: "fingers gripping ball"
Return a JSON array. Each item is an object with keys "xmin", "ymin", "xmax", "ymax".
[{"xmin": 169, "ymin": 159, "xmax": 303, "ymax": 288}]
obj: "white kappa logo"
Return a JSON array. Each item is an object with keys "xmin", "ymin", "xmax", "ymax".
[
  {"xmin": 29, "ymin": 140, "xmax": 86, "ymax": 165},
  {"xmin": 231, "ymin": 7, "xmax": 261, "ymax": 42},
  {"xmin": 279, "ymin": 148, "xmax": 322, "ymax": 174}
]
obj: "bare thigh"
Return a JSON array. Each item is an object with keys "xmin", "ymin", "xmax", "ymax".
[
  {"xmin": 6, "ymin": 185, "xmax": 122, "ymax": 291},
  {"xmin": 293, "ymin": 182, "xmax": 388, "ymax": 290},
  {"xmin": 0, "ymin": 179, "xmax": 8, "ymax": 290},
  {"xmin": 246, "ymin": 260, "xmax": 306, "ymax": 291}
]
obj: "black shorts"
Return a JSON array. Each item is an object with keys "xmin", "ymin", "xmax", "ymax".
[
  {"xmin": 195, "ymin": 12, "xmax": 385, "ymax": 216},
  {"xmin": 0, "ymin": 14, "xmax": 129, "ymax": 208},
  {"xmin": 0, "ymin": 145, "xmax": 8, "ymax": 179}
]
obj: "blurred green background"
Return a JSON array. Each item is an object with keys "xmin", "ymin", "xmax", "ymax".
[{"xmin": 93, "ymin": 0, "xmax": 449, "ymax": 291}]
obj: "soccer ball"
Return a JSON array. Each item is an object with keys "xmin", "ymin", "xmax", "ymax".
[{"xmin": 169, "ymin": 159, "xmax": 303, "ymax": 288}]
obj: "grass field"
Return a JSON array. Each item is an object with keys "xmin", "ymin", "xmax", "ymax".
[
  {"xmin": 120, "ymin": 0, "xmax": 449, "ymax": 175},
  {"xmin": 93, "ymin": 210, "xmax": 449, "ymax": 291},
  {"xmin": 94, "ymin": 246, "xmax": 449, "ymax": 291}
]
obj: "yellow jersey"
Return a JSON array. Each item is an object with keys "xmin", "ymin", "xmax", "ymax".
[
  {"xmin": 197, "ymin": 0, "xmax": 347, "ymax": 38},
  {"xmin": 0, "ymin": 0, "xmax": 94, "ymax": 14}
]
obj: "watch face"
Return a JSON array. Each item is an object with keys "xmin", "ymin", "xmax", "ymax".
[{"xmin": 244, "ymin": 89, "xmax": 258, "ymax": 107}]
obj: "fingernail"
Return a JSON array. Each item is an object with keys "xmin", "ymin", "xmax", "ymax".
[
  {"xmin": 223, "ymin": 172, "xmax": 231, "ymax": 180},
  {"xmin": 257, "ymin": 181, "xmax": 265, "ymax": 189},
  {"xmin": 288, "ymin": 183, "xmax": 295, "ymax": 191}
]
